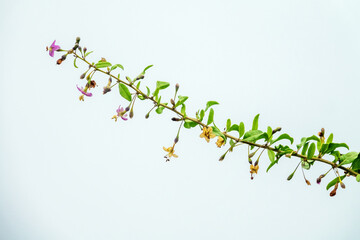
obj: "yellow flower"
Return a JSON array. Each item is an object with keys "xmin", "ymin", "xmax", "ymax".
[
  {"xmin": 250, "ymin": 164, "xmax": 259, "ymax": 174},
  {"xmin": 111, "ymin": 115, "xmax": 118, "ymax": 122},
  {"xmin": 200, "ymin": 127, "xmax": 216, "ymax": 143},
  {"xmin": 79, "ymin": 95, "xmax": 84, "ymax": 101},
  {"xmin": 163, "ymin": 146, "xmax": 178, "ymax": 159},
  {"xmin": 215, "ymin": 136, "xmax": 225, "ymax": 148}
]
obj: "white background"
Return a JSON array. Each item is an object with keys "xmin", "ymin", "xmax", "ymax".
[{"xmin": 0, "ymin": 0, "xmax": 359, "ymax": 239}]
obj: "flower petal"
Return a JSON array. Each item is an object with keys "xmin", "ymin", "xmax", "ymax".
[{"xmin": 49, "ymin": 50, "xmax": 55, "ymax": 57}]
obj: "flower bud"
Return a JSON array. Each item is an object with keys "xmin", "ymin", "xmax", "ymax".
[
  {"xmin": 305, "ymin": 179, "xmax": 311, "ymax": 185},
  {"xmin": 80, "ymin": 73, "xmax": 86, "ymax": 79},
  {"xmin": 56, "ymin": 59, "xmax": 63, "ymax": 65},
  {"xmin": 145, "ymin": 113, "xmax": 149, "ymax": 119},
  {"xmin": 287, "ymin": 172, "xmax": 294, "ymax": 181},
  {"xmin": 175, "ymin": 83, "xmax": 179, "ymax": 91},
  {"xmin": 136, "ymin": 74, "xmax": 144, "ymax": 80},
  {"xmin": 316, "ymin": 177, "xmax": 322, "ymax": 184},
  {"xmin": 83, "ymin": 47, "xmax": 87, "ymax": 53},
  {"xmin": 171, "ymin": 117, "xmax": 181, "ymax": 121},
  {"xmin": 61, "ymin": 54, "xmax": 67, "ymax": 61},
  {"xmin": 76, "ymin": 37, "xmax": 80, "ymax": 43},
  {"xmin": 340, "ymin": 182, "xmax": 346, "ymax": 189},
  {"xmin": 125, "ymin": 106, "xmax": 130, "ymax": 112},
  {"xmin": 219, "ymin": 153, "xmax": 226, "ymax": 161},
  {"xmin": 272, "ymin": 127, "xmax": 282, "ymax": 134},
  {"xmin": 248, "ymin": 158, "xmax": 252, "ymax": 164},
  {"xmin": 170, "ymin": 99, "xmax": 175, "ymax": 106},
  {"xmin": 73, "ymin": 44, "xmax": 79, "ymax": 51},
  {"xmin": 174, "ymin": 136, "xmax": 179, "ymax": 143},
  {"xmin": 129, "ymin": 110, "xmax": 134, "ymax": 119},
  {"xmin": 330, "ymin": 188, "xmax": 337, "ymax": 197}
]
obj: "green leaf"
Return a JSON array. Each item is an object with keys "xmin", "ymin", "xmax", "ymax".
[
  {"xmin": 111, "ymin": 64, "xmax": 124, "ymax": 71},
  {"xmin": 226, "ymin": 119, "xmax": 231, "ymax": 131},
  {"xmin": 136, "ymin": 81, "xmax": 141, "ymax": 89},
  {"xmin": 266, "ymin": 161, "xmax": 277, "ymax": 172},
  {"xmin": 212, "ymin": 126, "xmax": 226, "ymax": 140},
  {"xmin": 325, "ymin": 143, "xmax": 349, "ymax": 154},
  {"xmin": 271, "ymin": 134, "xmax": 294, "ymax": 145},
  {"xmin": 267, "ymin": 150, "xmax": 275, "ymax": 162},
  {"xmin": 95, "ymin": 61, "xmax": 112, "ymax": 68},
  {"xmin": 118, "ymin": 83, "xmax": 132, "ymax": 101},
  {"xmin": 199, "ymin": 109, "xmax": 205, "ymax": 121},
  {"xmin": 307, "ymin": 143, "xmax": 316, "ymax": 159},
  {"xmin": 153, "ymin": 81, "xmax": 170, "ymax": 96},
  {"xmin": 319, "ymin": 143, "xmax": 329, "ymax": 154},
  {"xmin": 181, "ymin": 104, "xmax": 186, "ymax": 116},
  {"xmin": 252, "ymin": 114, "xmax": 260, "ymax": 130},
  {"xmin": 73, "ymin": 57, "xmax": 78, "ymax": 68},
  {"xmin": 146, "ymin": 87, "xmax": 150, "ymax": 96},
  {"xmin": 267, "ymin": 127, "xmax": 272, "ymax": 140},
  {"xmin": 228, "ymin": 124, "xmax": 239, "ymax": 132},
  {"xmin": 243, "ymin": 130, "xmax": 267, "ymax": 143},
  {"xmin": 239, "ymin": 122, "xmax": 245, "ymax": 138},
  {"xmin": 301, "ymin": 142, "xmax": 309, "ymax": 156},
  {"xmin": 326, "ymin": 133, "xmax": 333, "ymax": 144},
  {"xmin": 340, "ymin": 152, "xmax": 359, "ymax": 165},
  {"xmin": 243, "ymin": 130, "xmax": 263, "ymax": 139},
  {"xmin": 138, "ymin": 95, "xmax": 145, "ymax": 100},
  {"xmin": 207, "ymin": 108, "xmax": 214, "ymax": 125},
  {"xmin": 84, "ymin": 51, "xmax": 93, "ymax": 57},
  {"xmin": 326, "ymin": 175, "xmax": 346, "ymax": 190},
  {"xmin": 205, "ymin": 101, "xmax": 219, "ymax": 112},
  {"xmin": 352, "ymin": 157, "xmax": 360, "ymax": 171},
  {"xmin": 356, "ymin": 174, "xmax": 360, "ymax": 182},
  {"xmin": 142, "ymin": 65, "xmax": 153, "ymax": 74},
  {"xmin": 307, "ymin": 135, "xmax": 320, "ymax": 142},
  {"xmin": 175, "ymin": 95, "xmax": 188, "ymax": 108},
  {"xmin": 155, "ymin": 106, "xmax": 165, "ymax": 114},
  {"xmin": 183, "ymin": 119, "xmax": 198, "ymax": 129}
]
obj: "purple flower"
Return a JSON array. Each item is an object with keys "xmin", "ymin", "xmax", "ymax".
[
  {"xmin": 48, "ymin": 40, "xmax": 60, "ymax": 57},
  {"xmin": 77, "ymin": 85, "xmax": 92, "ymax": 97},
  {"xmin": 116, "ymin": 105, "xmax": 128, "ymax": 121}
]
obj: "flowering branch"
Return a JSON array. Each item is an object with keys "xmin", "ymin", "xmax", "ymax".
[{"xmin": 47, "ymin": 37, "xmax": 360, "ymax": 197}]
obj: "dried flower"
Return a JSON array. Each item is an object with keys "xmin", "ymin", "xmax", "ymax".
[
  {"xmin": 200, "ymin": 127, "xmax": 216, "ymax": 143},
  {"xmin": 47, "ymin": 40, "xmax": 60, "ymax": 57},
  {"xmin": 163, "ymin": 145, "xmax": 178, "ymax": 160},
  {"xmin": 215, "ymin": 136, "xmax": 225, "ymax": 148},
  {"xmin": 250, "ymin": 164, "xmax": 259, "ymax": 180}
]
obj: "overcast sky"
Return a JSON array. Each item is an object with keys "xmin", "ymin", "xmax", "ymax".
[{"xmin": 1, "ymin": 0, "xmax": 360, "ymax": 239}]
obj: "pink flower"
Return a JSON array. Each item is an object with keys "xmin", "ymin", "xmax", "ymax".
[
  {"xmin": 48, "ymin": 40, "xmax": 60, "ymax": 57},
  {"xmin": 76, "ymin": 85, "xmax": 92, "ymax": 97},
  {"xmin": 116, "ymin": 105, "xmax": 128, "ymax": 121}
]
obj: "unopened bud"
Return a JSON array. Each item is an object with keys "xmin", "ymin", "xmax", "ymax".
[
  {"xmin": 56, "ymin": 59, "xmax": 63, "ymax": 65},
  {"xmin": 125, "ymin": 106, "xmax": 130, "ymax": 112},
  {"xmin": 73, "ymin": 44, "xmax": 79, "ymax": 51},
  {"xmin": 287, "ymin": 173, "xmax": 294, "ymax": 181},
  {"xmin": 272, "ymin": 127, "xmax": 282, "ymax": 134},
  {"xmin": 76, "ymin": 37, "xmax": 80, "ymax": 43},
  {"xmin": 316, "ymin": 177, "xmax": 322, "ymax": 184},
  {"xmin": 248, "ymin": 152, "xmax": 256, "ymax": 158},
  {"xmin": 174, "ymin": 136, "xmax": 179, "ymax": 143},
  {"xmin": 305, "ymin": 179, "xmax": 311, "ymax": 186},
  {"xmin": 330, "ymin": 187, "xmax": 337, "ymax": 197},
  {"xmin": 61, "ymin": 54, "xmax": 67, "ymax": 61},
  {"xmin": 248, "ymin": 158, "xmax": 252, "ymax": 164},
  {"xmin": 145, "ymin": 113, "xmax": 149, "ymax": 119},
  {"xmin": 129, "ymin": 110, "xmax": 134, "ymax": 119},
  {"xmin": 78, "ymin": 46, "xmax": 82, "ymax": 52},
  {"xmin": 175, "ymin": 83, "xmax": 179, "ymax": 91},
  {"xmin": 340, "ymin": 182, "xmax": 346, "ymax": 189},
  {"xmin": 80, "ymin": 73, "xmax": 86, "ymax": 79},
  {"xmin": 171, "ymin": 117, "xmax": 181, "ymax": 121},
  {"xmin": 219, "ymin": 153, "xmax": 226, "ymax": 161},
  {"xmin": 83, "ymin": 47, "xmax": 87, "ymax": 53},
  {"xmin": 136, "ymin": 74, "xmax": 144, "ymax": 80}
]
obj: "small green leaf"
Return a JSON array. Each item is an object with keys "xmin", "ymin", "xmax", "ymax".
[
  {"xmin": 146, "ymin": 87, "xmax": 150, "ymax": 96},
  {"xmin": 228, "ymin": 124, "xmax": 239, "ymax": 132},
  {"xmin": 136, "ymin": 81, "xmax": 141, "ymax": 89},
  {"xmin": 226, "ymin": 119, "xmax": 231, "ymax": 131},
  {"xmin": 352, "ymin": 157, "xmax": 360, "ymax": 171},
  {"xmin": 267, "ymin": 150, "xmax": 275, "ymax": 162},
  {"xmin": 243, "ymin": 130, "xmax": 263, "ymax": 139},
  {"xmin": 181, "ymin": 104, "xmax": 186, "ymax": 116},
  {"xmin": 175, "ymin": 95, "xmax": 188, "ymax": 108},
  {"xmin": 340, "ymin": 152, "xmax": 359, "ymax": 165},
  {"xmin": 184, "ymin": 119, "xmax": 198, "ymax": 128},
  {"xmin": 95, "ymin": 61, "xmax": 112, "ymax": 68},
  {"xmin": 84, "ymin": 51, "xmax": 93, "ymax": 57},
  {"xmin": 243, "ymin": 130, "xmax": 267, "ymax": 143},
  {"xmin": 73, "ymin": 57, "xmax": 78, "ymax": 68},
  {"xmin": 267, "ymin": 127, "xmax": 272, "ymax": 139},
  {"xmin": 252, "ymin": 114, "xmax": 260, "ymax": 130},
  {"xmin": 142, "ymin": 65, "xmax": 153, "ymax": 74},
  {"xmin": 326, "ymin": 175, "xmax": 346, "ymax": 190},
  {"xmin": 155, "ymin": 106, "xmax": 165, "ymax": 114},
  {"xmin": 199, "ymin": 109, "xmax": 205, "ymax": 121},
  {"xmin": 325, "ymin": 143, "xmax": 349, "ymax": 154},
  {"xmin": 272, "ymin": 134, "xmax": 294, "ymax": 145},
  {"xmin": 212, "ymin": 126, "xmax": 226, "ymax": 140},
  {"xmin": 118, "ymin": 83, "xmax": 132, "ymax": 101},
  {"xmin": 319, "ymin": 143, "xmax": 329, "ymax": 154},
  {"xmin": 207, "ymin": 108, "xmax": 214, "ymax": 125},
  {"xmin": 307, "ymin": 143, "xmax": 316, "ymax": 159},
  {"xmin": 138, "ymin": 95, "xmax": 145, "ymax": 100},
  {"xmin": 301, "ymin": 142, "xmax": 309, "ymax": 156},
  {"xmin": 306, "ymin": 135, "xmax": 320, "ymax": 142},
  {"xmin": 326, "ymin": 133, "xmax": 333, "ymax": 144},
  {"xmin": 205, "ymin": 101, "xmax": 219, "ymax": 112},
  {"xmin": 153, "ymin": 81, "xmax": 170, "ymax": 96},
  {"xmin": 239, "ymin": 122, "xmax": 245, "ymax": 138},
  {"xmin": 356, "ymin": 174, "xmax": 360, "ymax": 182},
  {"xmin": 266, "ymin": 161, "xmax": 277, "ymax": 172},
  {"xmin": 111, "ymin": 64, "xmax": 124, "ymax": 71}
]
